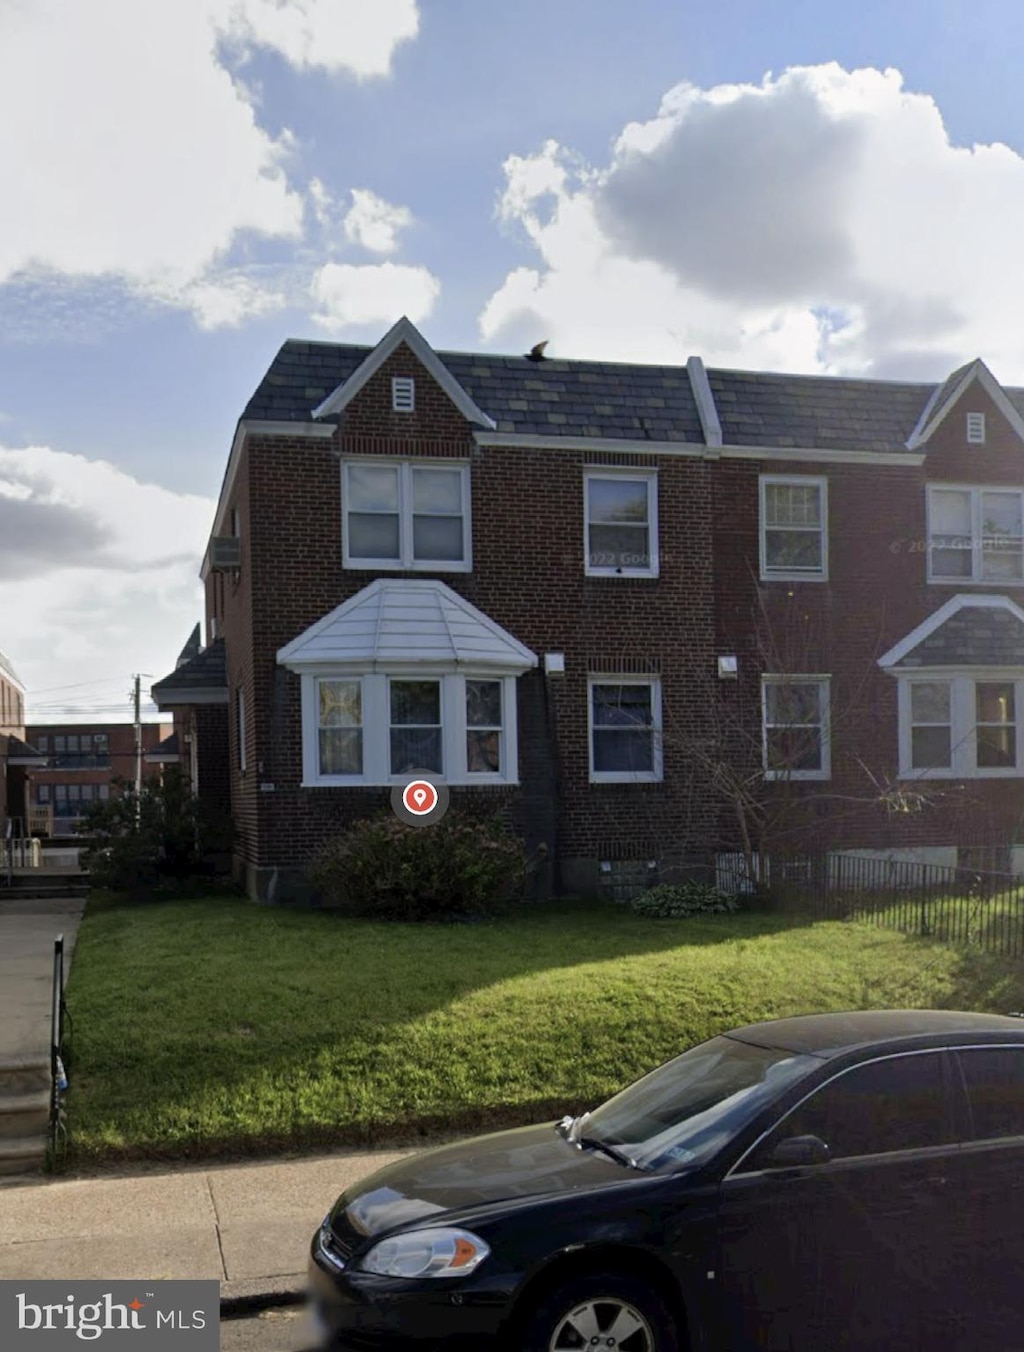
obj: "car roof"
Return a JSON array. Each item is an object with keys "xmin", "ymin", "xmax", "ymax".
[{"xmin": 724, "ymin": 1009, "xmax": 1024, "ymax": 1058}]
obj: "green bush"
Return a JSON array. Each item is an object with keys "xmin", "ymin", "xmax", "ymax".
[
  {"xmin": 78, "ymin": 769, "xmax": 234, "ymax": 895},
  {"xmin": 308, "ymin": 813, "xmax": 532, "ymax": 922},
  {"xmin": 630, "ymin": 880, "xmax": 739, "ymax": 919}
]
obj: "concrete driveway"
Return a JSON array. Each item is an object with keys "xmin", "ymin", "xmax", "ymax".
[{"xmin": 0, "ymin": 894, "xmax": 85, "ymax": 1062}]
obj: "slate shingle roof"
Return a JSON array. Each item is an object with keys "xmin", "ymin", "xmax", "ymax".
[
  {"xmin": 898, "ymin": 607, "xmax": 1024, "ymax": 667},
  {"xmin": 151, "ymin": 638, "xmax": 227, "ymax": 696},
  {"xmin": 242, "ymin": 337, "xmax": 1024, "ymax": 455},
  {"xmin": 6, "ymin": 735, "xmax": 46, "ymax": 763},
  {"xmin": 144, "ymin": 732, "xmax": 180, "ymax": 761}
]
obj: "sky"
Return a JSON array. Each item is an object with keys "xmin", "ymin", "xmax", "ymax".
[{"xmin": 3, "ymin": 0, "xmax": 1024, "ymax": 720}]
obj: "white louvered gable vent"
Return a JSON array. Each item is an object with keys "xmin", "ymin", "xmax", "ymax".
[
  {"xmin": 392, "ymin": 376, "xmax": 415, "ymax": 412},
  {"xmin": 967, "ymin": 412, "xmax": 986, "ymax": 444}
]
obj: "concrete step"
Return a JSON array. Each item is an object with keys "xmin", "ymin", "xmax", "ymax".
[
  {"xmin": 0, "ymin": 1057, "xmax": 51, "ymax": 1096},
  {"xmin": 0, "ymin": 1135, "xmax": 47, "ymax": 1176},
  {"xmin": 0, "ymin": 1088, "xmax": 50, "ymax": 1141}
]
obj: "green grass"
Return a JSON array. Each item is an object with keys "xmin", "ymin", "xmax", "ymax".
[{"xmin": 62, "ymin": 894, "xmax": 1024, "ymax": 1167}]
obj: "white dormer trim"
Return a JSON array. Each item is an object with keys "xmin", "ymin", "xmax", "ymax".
[
  {"xmin": 877, "ymin": 593, "xmax": 1024, "ymax": 670},
  {"xmin": 906, "ymin": 359, "xmax": 1024, "ymax": 450},
  {"xmin": 310, "ymin": 316, "xmax": 497, "ymax": 429},
  {"xmin": 686, "ymin": 356, "xmax": 723, "ymax": 449}
]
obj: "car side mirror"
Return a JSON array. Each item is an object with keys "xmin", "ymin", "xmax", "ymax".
[{"xmin": 768, "ymin": 1134, "xmax": 831, "ymax": 1167}]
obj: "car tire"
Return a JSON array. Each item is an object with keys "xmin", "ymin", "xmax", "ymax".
[{"xmin": 519, "ymin": 1270, "xmax": 680, "ymax": 1352}]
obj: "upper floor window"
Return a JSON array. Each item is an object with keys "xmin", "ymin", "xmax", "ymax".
[
  {"xmin": 342, "ymin": 460, "xmax": 471, "ymax": 572},
  {"xmin": 762, "ymin": 676, "xmax": 831, "ymax": 780},
  {"xmin": 588, "ymin": 677, "xmax": 663, "ymax": 782},
  {"xmin": 49, "ymin": 732, "xmax": 110, "ymax": 769},
  {"xmin": 584, "ymin": 471, "xmax": 658, "ymax": 577},
  {"xmin": 928, "ymin": 486, "xmax": 1023, "ymax": 583},
  {"xmin": 900, "ymin": 674, "xmax": 1024, "ymax": 777},
  {"xmin": 759, "ymin": 476, "xmax": 828, "ymax": 581}
]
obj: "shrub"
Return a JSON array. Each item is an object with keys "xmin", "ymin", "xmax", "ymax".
[
  {"xmin": 308, "ymin": 813, "xmax": 532, "ymax": 922},
  {"xmin": 630, "ymin": 880, "xmax": 739, "ymax": 919},
  {"xmin": 78, "ymin": 769, "xmax": 234, "ymax": 895}
]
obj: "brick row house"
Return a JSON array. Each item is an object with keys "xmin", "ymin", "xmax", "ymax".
[
  {"xmin": 152, "ymin": 318, "xmax": 1024, "ymax": 901},
  {"xmin": 25, "ymin": 721, "xmax": 169, "ymax": 836},
  {"xmin": 0, "ymin": 649, "xmax": 45, "ymax": 839}
]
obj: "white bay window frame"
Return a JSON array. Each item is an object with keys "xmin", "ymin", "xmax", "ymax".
[
  {"xmin": 342, "ymin": 459, "xmax": 472, "ymax": 572},
  {"xmin": 926, "ymin": 484, "xmax": 1024, "ymax": 585},
  {"xmin": 300, "ymin": 669, "xmax": 518, "ymax": 786},
  {"xmin": 897, "ymin": 671, "xmax": 1024, "ymax": 778}
]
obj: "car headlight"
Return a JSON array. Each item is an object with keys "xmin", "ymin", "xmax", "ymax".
[{"xmin": 358, "ymin": 1227, "xmax": 490, "ymax": 1279}]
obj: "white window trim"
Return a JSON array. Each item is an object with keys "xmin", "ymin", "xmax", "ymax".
[
  {"xmin": 237, "ymin": 688, "xmax": 246, "ymax": 772},
  {"xmin": 392, "ymin": 376, "xmax": 415, "ymax": 412},
  {"xmin": 966, "ymin": 412, "xmax": 986, "ymax": 445},
  {"xmin": 300, "ymin": 671, "xmax": 518, "ymax": 787},
  {"xmin": 897, "ymin": 671, "xmax": 1024, "ymax": 779},
  {"xmin": 761, "ymin": 675, "xmax": 831, "ymax": 781},
  {"xmin": 926, "ymin": 483, "xmax": 1024, "ymax": 586},
  {"xmin": 759, "ymin": 475, "xmax": 829, "ymax": 582},
  {"xmin": 584, "ymin": 469, "xmax": 659, "ymax": 578},
  {"xmin": 587, "ymin": 675, "xmax": 664, "ymax": 784},
  {"xmin": 342, "ymin": 458, "xmax": 472, "ymax": 573}
]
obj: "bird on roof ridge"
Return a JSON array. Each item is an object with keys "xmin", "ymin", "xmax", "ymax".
[{"xmin": 525, "ymin": 340, "xmax": 548, "ymax": 362}]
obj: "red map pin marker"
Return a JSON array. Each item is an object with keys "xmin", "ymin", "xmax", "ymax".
[{"xmin": 402, "ymin": 780, "xmax": 438, "ymax": 816}]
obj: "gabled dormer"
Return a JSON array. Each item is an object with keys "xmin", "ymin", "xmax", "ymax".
[
  {"xmin": 311, "ymin": 315, "xmax": 496, "ymax": 438},
  {"xmin": 906, "ymin": 358, "xmax": 1024, "ymax": 459}
]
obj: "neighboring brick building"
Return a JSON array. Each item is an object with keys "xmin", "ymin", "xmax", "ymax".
[
  {"xmin": 0, "ymin": 648, "xmax": 45, "ymax": 834},
  {"xmin": 26, "ymin": 721, "xmax": 168, "ymax": 836},
  {"xmin": 153, "ymin": 319, "xmax": 1024, "ymax": 900}
]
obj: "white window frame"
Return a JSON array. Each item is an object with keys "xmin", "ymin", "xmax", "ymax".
[
  {"xmin": 759, "ymin": 475, "xmax": 829, "ymax": 582},
  {"xmin": 897, "ymin": 672, "xmax": 1024, "ymax": 779},
  {"xmin": 300, "ymin": 670, "xmax": 518, "ymax": 786},
  {"xmin": 761, "ymin": 675, "xmax": 831, "ymax": 781},
  {"xmin": 926, "ymin": 484, "xmax": 1024, "ymax": 585},
  {"xmin": 342, "ymin": 459, "xmax": 472, "ymax": 573},
  {"xmin": 587, "ymin": 676, "xmax": 663, "ymax": 784},
  {"xmin": 392, "ymin": 376, "xmax": 415, "ymax": 412},
  {"xmin": 237, "ymin": 688, "xmax": 246, "ymax": 772},
  {"xmin": 584, "ymin": 469, "xmax": 659, "ymax": 578},
  {"xmin": 966, "ymin": 412, "xmax": 986, "ymax": 445}
]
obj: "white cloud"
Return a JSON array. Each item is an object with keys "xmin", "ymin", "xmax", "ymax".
[
  {"xmin": 343, "ymin": 189, "xmax": 414, "ymax": 254},
  {"xmin": 224, "ymin": 0, "xmax": 419, "ymax": 77},
  {"xmin": 0, "ymin": 0, "xmax": 422, "ymax": 327},
  {"xmin": 482, "ymin": 64, "xmax": 1024, "ymax": 379},
  {"xmin": 310, "ymin": 261, "xmax": 440, "ymax": 330},
  {"xmin": 0, "ymin": 444, "xmax": 212, "ymax": 716}
]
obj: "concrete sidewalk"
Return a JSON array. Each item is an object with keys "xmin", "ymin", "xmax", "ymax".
[{"xmin": 0, "ymin": 1146, "xmax": 415, "ymax": 1306}]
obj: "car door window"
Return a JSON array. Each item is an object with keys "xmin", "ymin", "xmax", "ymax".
[
  {"xmin": 956, "ymin": 1047, "xmax": 1024, "ymax": 1141},
  {"xmin": 744, "ymin": 1052, "xmax": 952, "ymax": 1168}
]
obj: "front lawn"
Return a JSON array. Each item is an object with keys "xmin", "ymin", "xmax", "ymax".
[{"xmin": 63, "ymin": 895, "xmax": 1024, "ymax": 1166}]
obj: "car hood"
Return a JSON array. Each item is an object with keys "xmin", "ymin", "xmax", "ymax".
[{"xmin": 336, "ymin": 1123, "xmax": 637, "ymax": 1238}]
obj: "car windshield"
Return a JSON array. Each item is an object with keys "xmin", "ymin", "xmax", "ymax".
[{"xmin": 575, "ymin": 1035, "xmax": 815, "ymax": 1171}]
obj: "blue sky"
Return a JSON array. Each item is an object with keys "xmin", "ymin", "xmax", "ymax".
[{"xmin": 2, "ymin": 0, "xmax": 1024, "ymax": 717}]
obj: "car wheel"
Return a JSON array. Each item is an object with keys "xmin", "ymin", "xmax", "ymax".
[{"xmin": 520, "ymin": 1271, "xmax": 679, "ymax": 1352}]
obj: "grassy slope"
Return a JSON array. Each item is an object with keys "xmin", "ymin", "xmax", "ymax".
[{"xmin": 64, "ymin": 895, "xmax": 1024, "ymax": 1164}]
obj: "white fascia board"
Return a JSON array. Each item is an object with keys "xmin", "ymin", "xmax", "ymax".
[
  {"xmin": 280, "ymin": 657, "xmax": 536, "ymax": 677},
  {"xmin": 473, "ymin": 430, "xmax": 923, "ymax": 466},
  {"xmin": 310, "ymin": 316, "xmax": 497, "ymax": 430},
  {"xmin": 686, "ymin": 356, "xmax": 723, "ymax": 448},
  {"xmin": 907, "ymin": 360, "xmax": 1024, "ymax": 449},
  {"xmin": 201, "ymin": 419, "xmax": 336, "ymax": 580},
  {"xmin": 8, "ymin": 754, "xmax": 48, "ymax": 767},
  {"xmin": 877, "ymin": 593, "xmax": 1024, "ymax": 668},
  {"xmin": 151, "ymin": 688, "xmax": 229, "ymax": 707}
]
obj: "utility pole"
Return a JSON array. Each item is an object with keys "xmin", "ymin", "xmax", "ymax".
[{"xmin": 133, "ymin": 674, "xmax": 142, "ymax": 802}]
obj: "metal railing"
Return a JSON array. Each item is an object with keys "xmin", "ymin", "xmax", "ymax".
[
  {"xmin": 718, "ymin": 851, "xmax": 1024, "ymax": 959},
  {"xmin": 50, "ymin": 934, "xmax": 70, "ymax": 1159}
]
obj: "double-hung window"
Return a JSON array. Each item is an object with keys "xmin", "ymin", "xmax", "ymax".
[
  {"xmin": 305, "ymin": 673, "xmax": 516, "ymax": 785},
  {"xmin": 588, "ymin": 678, "xmax": 663, "ymax": 782},
  {"xmin": 900, "ymin": 675, "xmax": 1024, "ymax": 776},
  {"xmin": 584, "ymin": 471, "xmax": 658, "ymax": 577},
  {"xmin": 343, "ymin": 460, "xmax": 471, "ymax": 571},
  {"xmin": 762, "ymin": 677, "xmax": 831, "ymax": 780},
  {"xmin": 928, "ymin": 486, "xmax": 1024, "ymax": 583},
  {"xmin": 760, "ymin": 476, "xmax": 828, "ymax": 580}
]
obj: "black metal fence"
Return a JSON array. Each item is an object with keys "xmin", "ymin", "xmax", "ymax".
[
  {"xmin": 50, "ymin": 935, "xmax": 70, "ymax": 1159},
  {"xmin": 717, "ymin": 852, "xmax": 1024, "ymax": 959}
]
